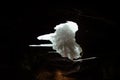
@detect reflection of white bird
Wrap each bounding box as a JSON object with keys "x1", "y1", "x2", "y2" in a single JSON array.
[{"x1": 37, "y1": 21, "x2": 83, "y2": 60}]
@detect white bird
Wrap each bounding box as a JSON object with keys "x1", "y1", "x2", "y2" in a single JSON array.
[{"x1": 37, "y1": 21, "x2": 83, "y2": 60}]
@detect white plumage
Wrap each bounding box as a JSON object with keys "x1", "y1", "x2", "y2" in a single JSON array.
[{"x1": 37, "y1": 21, "x2": 82, "y2": 60}]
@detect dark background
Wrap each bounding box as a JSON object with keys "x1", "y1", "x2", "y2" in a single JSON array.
[{"x1": 0, "y1": 4, "x2": 119, "y2": 80}]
